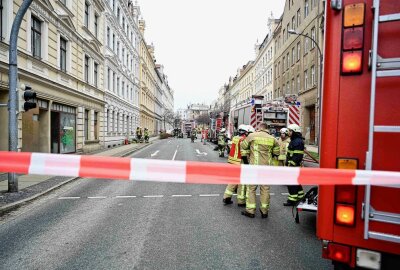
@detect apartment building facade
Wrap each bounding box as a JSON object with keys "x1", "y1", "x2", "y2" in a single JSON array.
[
  {"x1": 0, "y1": 0, "x2": 106, "y2": 154},
  {"x1": 103, "y1": 0, "x2": 140, "y2": 148},
  {"x1": 273, "y1": 0, "x2": 324, "y2": 143}
]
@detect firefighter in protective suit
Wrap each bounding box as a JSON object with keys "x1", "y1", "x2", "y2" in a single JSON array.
[
  {"x1": 283, "y1": 124, "x2": 305, "y2": 206},
  {"x1": 223, "y1": 125, "x2": 250, "y2": 206},
  {"x1": 273, "y1": 128, "x2": 291, "y2": 166},
  {"x1": 217, "y1": 128, "x2": 227, "y2": 157},
  {"x1": 240, "y1": 122, "x2": 280, "y2": 218}
]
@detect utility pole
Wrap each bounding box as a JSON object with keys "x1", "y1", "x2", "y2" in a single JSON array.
[{"x1": 8, "y1": 0, "x2": 34, "y2": 192}]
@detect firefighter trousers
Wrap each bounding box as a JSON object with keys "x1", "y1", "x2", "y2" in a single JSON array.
[
  {"x1": 287, "y1": 185, "x2": 305, "y2": 202},
  {"x1": 246, "y1": 185, "x2": 270, "y2": 215},
  {"x1": 223, "y1": 184, "x2": 246, "y2": 204}
]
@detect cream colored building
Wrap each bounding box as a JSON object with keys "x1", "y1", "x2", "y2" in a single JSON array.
[
  {"x1": 254, "y1": 16, "x2": 279, "y2": 101},
  {"x1": 0, "y1": 0, "x2": 106, "y2": 154},
  {"x1": 103, "y1": 0, "x2": 140, "y2": 148},
  {"x1": 238, "y1": 62, "x2": 255, "y2": 103},
  {"x1": 273, "y1": 0, "x2": 324, "y2": 144},
  {"x1": 138, "y1": 21, "x2": 157, "y2": 135}
]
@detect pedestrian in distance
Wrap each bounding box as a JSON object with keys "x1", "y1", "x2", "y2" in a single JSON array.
[
  {"x1": 223, "y1": 125, "x2": 250, "y2": 207},
  {"x1": 240, "y1": 122, "x2": 280, "y2": 218},
  {"x1": 283, "y1": 124, "x2": 305, "y2": 206}
]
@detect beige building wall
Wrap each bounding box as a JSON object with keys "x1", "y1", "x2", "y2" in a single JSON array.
[
  {"x1": 273, "y1": 0, "x2": 324, "y2": 144},
  {"x1": 0, "y1": 0, "x2": 106, "y2": 153},
  {"x1": 138, "y1": 19, "x2": 156, "y2": 135}
]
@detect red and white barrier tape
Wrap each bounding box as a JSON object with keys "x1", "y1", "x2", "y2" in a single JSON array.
[{"x1": 0, "y1": 151, "x2": 399, "y2": 185}]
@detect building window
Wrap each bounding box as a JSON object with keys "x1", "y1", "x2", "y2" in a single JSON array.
[
  {"x1": 292, "y1": 16, "x2": 296, "y2": 30},
  {"x1": 282, "y1": 57, "x2": 285, "y2": 71},
  {"x1": 113, "y1": 72, "x2": 116, "y2": 92},
  {"x1": 31, "y1": 16, "x2": 41, "y2": 58},
  {"x1": 122, "y1": 81, "x2": 125, "y2": 97},
  {"x1": 292, "y1": 47, "x2": 295, "y2": 65},
  {"x1": 283, "y1": 30, "x2": 285, "y2": 42},
  {"x1": 305, "y1": 0, "x2": 309, "y2": 18},
  {"x1": 112, "y1": 34, "x2": 115, "y2": 50},
  {"x1": 122, "y1": 17, "x2": 125, "y2": 30},
  {"x1": 94, "y1": 14, "x2": 98, "y2": 38},
  {"x1": 117, "y1": 41, "x2": 119, "y2": 57},
  {"x1": 94, "y1": 62, "x2": 98, "y2": 87},
  {"x1": 84, "y1": 2, "x2": 89, "y2": 28},
  {"x1": 311, "y1": 27, "x2": 316, "y2": 48},
  {"x1": 297, "y1": 9, "x2": 301, "y2": 27},
  {"x1": 117, "y1": 77, "x2": 120, "y2": 95},
  {"x1": 311, "y1": 65, "x2": 315, "y2": 85},
  {"x1": 0, "y1": 0, "x2": 4, "y2": 40},
  {"x1": 107, "y1": 68, "x2": 111, "y2": 89},
  {"x1": 84, "y1": 55, "x2": 89, "y2": 83},
  {"x1": 94, "y1": 112, "x2": 98, "y2": 140},
  {"x1": 107, "y1": 27, "x2": 110, "y2": 47},
  {"x1": 287, "y1": 52, "x2": 290, "y2": 69},
  {"x1": 60, "y1": 37, "x2": 67, "y2": 71},
  {"x1": 304, "y1": 69, "x2": 308, "y2": 90},
  {"x1": 287, "y1": 23, "x2": 290, "y2": 39},
  {"x1": 117, "y1": 7, "x2": 120, "y2": 22},
  {"x1": 297, "y1": 75, "x2": 300, "y2": 93},
  {"x1": 84, "y1": 109, "x2": 89, "y2": 140},
  {"x1": 304, "y1": 38, "x2": 309, "y2": 54},
  {"x1": 297, "y1": 42, "x2": 301, "y2": 61}
]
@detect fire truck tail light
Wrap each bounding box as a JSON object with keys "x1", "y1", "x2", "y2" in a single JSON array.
[
  {"x1": 342, "y1": 51, "x2": 363, "y2": 74},
  {"x1": 327, "y1": 243, "x2": 352, "y2": 263},
  {"x1": 343, "y1": 27, "x2": 364, "y2": 50},
  {"x1": 344, "y1": 3, "x2": 365, "y2": 27},
  {"x1": 336, "y1": 186, "x2": 357, "y2": 204},
  {"x1": 336, "y1": 204, "x2": 356, "y2": 226}
]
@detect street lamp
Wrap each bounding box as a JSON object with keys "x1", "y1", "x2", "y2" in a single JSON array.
[{"x1": 289, "y1": 29, "x2": 323, "y2": 151}]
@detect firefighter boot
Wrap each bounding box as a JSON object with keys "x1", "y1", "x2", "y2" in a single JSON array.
[
  {"x1": 283, "y1": 200, "x2": 297, "y2": 206},
  {"x1": 223, "y1": 197, "x2": 233, "y2": 205},
  {"x1": 260, "y1": 209, "x2": 269, "y2": 219},
  {"x1": 241, "y1": 211, "x2": 255, "y2": 218}
]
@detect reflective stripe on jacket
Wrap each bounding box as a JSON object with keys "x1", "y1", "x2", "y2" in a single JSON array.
[
  {"x1": 240, "y1": 129, "x2": 280, "y2": 166},
  {"x1": 278, "y1": 137, "x2": 290, "y2": 161},
  {"x1": 228, "y1": 135, "x2": 246, "y2": 165}
]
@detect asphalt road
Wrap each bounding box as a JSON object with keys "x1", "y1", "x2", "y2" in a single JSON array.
[{"x1": 0, "y1": 138, "x2": 331, "y2": 270}]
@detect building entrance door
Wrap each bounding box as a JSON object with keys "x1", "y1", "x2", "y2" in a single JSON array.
[{"x1": 51, "y1": 111, "x2": 60, "y2": 153}]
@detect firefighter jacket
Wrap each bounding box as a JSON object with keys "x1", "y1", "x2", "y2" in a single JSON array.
[
  {"x1": 136, "y1": 128, "x2": 142, "y2": 136},
  {"x1": 218, "y1": 133, "x2": 226, "y2": 146},
  {"x1": 240, "y1": 129, "x2": 280, "y2": 166},
  {"x1": 286, "y1": 134, "x2": 304, "y2": 167},
  {"x1": 228, "y1": 135, "x2": 247, "y2": 165},
  {"x1": 144, "y1": 130, "x2": 149, "y2": 137},
  {"x1": 278, "y1": 137, "x2": 291, "y2": 161}
]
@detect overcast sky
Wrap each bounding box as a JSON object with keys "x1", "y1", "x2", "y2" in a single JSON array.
[{"x1": 138, "y1": 0, "x2": 286, "y2": 110}]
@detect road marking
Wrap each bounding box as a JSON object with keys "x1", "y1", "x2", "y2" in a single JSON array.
[
  {"x1": 171, "y1": 195, "x2": 192, "y2": 197},
  {"x1": 88, "y1": 196, "x2": 107, "y2": 199},
  {"x1": 150, "y1": 150, "x2": 160, "y2": 157},
  {"x1": 199, "y1": 194, "x2": 220, "y2": 197},
  {"x1": 281, "y1": 193, "x2": 289, "y2": 195},
  {"x1": 195, "y1": 149, "x2": 208, "y2": 156},
  {"x1": 58, "y1": 197, "x2": 80, "y2": 200},
  {"x1": 115, "y1": 195, "x2": 137, "y2": 198},
  {"x1": 172, "y1": 149, "x2": 178, "y2": 160},
  {"x1": 143, "y1": 195, "x2": 164, "y2": 198}
]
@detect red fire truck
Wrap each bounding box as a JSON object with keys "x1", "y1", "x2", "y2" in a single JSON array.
[{"x1": 318, "y1": 0, "x2": 400, "y2": 269}]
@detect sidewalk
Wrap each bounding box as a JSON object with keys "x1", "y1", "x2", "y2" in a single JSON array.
[
  {"x1": 0, "y1": 137, "x2": 159, "y2": 213},
  {"x1": 305, "y1": 144, "x2": 318, "y2": 153}
]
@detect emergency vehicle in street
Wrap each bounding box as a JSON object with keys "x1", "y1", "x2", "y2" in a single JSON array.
[
  {"x1": 228, "y1": 95, "x2": 301, "y2": 137},
  {"x1": 317, "y1": 1, "x2": 400, "y2": 269}
]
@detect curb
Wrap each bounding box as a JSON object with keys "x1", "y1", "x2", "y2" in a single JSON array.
[{"x1": 0, "y1": 140, "x2": 157, "y2": 216}]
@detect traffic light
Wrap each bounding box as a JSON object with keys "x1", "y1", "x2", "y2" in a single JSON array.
[{"x1": 18, "y1": 84, "x2": 37, "y2": 112}]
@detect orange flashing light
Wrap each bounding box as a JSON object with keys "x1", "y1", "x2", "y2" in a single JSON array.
[
  {"x1": 344, "y1": 3, "x2": 365, "y2": 27},
  {"x1": 342, "y1": 51, "x2": 362, "y2": 74},
  {"x1": 336, "y1": 204, "x2": 355, "y2": 226}
]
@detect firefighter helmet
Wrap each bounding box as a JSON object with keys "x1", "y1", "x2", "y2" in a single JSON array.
[
  {"x1": 280, "y1": 128, "x2": 289, "y2": 135},
  {"x1": 238, "y1": 124, "x2": 247, "y2": 132},
  {"x1": 220, "y1": 128, "x2": 226, "y2": 133},
  {"x1": 246, "y1": 125, "x2": 255, "y2": 133},
  {"x1": 287, "y1": 124, "x2": 301, "y2": 133}
]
